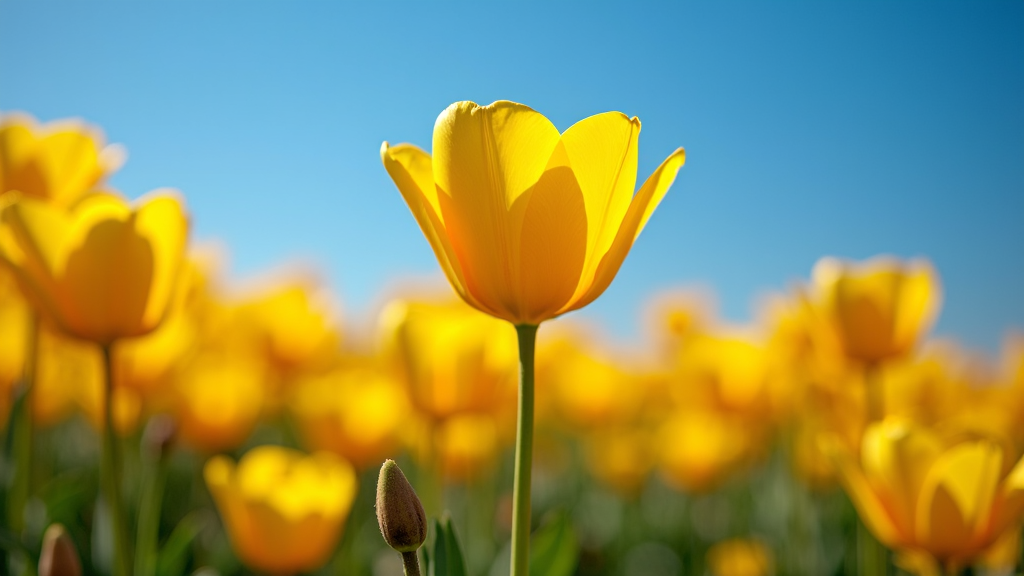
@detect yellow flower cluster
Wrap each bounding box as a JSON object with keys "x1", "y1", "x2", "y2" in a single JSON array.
[{"x1": 1, "y1": 106, "x2": 1022, "y2": 576}]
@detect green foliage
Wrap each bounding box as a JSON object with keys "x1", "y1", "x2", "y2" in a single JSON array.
[
  {"x1": 427, "y1": 514, "x2": 467, "y2": 576},
  {"x1": 529, "y1": 512, "x2": 578, "y2": 576}
]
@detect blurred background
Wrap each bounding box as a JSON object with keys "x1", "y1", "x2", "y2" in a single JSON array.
[
  {"x1": 1, "y1": 1, "x2": 1021, "y2": 352},
  {"x1": 1, "y1": 3, "x2": 1022, "y2": 576}
]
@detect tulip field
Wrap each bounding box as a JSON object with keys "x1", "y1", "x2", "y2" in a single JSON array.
[{"x1": 0, "y1": 104, "x2": 1022, "y2": 576}]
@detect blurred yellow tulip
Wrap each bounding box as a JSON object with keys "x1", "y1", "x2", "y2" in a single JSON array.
[
  {"x1": 829, "y1": 417, "x2": 1024, "y2": 569},
  {"x1": 0, "y1": 192, "x2": 189, "y2": 344},
  {"x1": 380, "y1": 297, "x2": 517, "y2": 423},
  {"x1": 382, "y1": 100, "x2": 685, "y2": 325},
  {"x1": 812, "y1": 256, "x2": 940, "y2": 364},
  {"x1": 706, "y1": 538, "x2": 774, "y2": 576},
  {"x1": 658, "y1": 408, "x2": 760, "y2": 493},
  {"x1": 0, "y1": 113, "x2": 124, "y2": 207},
  {"x1": 538, "y1": 336, "x2": 642, "y2": 430},
  {"x1": 291, "y1": 363, "x2": 410, "y2": 470},
  {"x1": 204, "y1": 445, "x2": 357, "y2": 576},
  {"x1": 236, "y1": 281, "x2": 340, "y2": 373},
  {"x1": 434, "y1": 413, "x2": 501, "y2": 481},
  {"x1": 172, "y1": 350, "x2": 265, "y2": 452},
  {"x1": 584, "y1": 426, "x2": 656, "y2": 497},
  {"x1": 0, "y1": 269, "x2": 29, "y2": 424}
]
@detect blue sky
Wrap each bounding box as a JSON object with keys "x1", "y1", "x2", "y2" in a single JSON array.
[{"x1": 1, "y1": 2, "x2": 1021, "y2": 354}]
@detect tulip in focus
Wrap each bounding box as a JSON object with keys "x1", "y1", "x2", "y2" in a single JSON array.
[
  {"x1": 829, "y1": 417, "x2": 1024, "y2": 572},
  {"x1": 0, "y1": 112, "x2": 124, "y2": 207},
  {"x1": 812, "y1": 256, "x2": 940, "y2": 364},
  {"x1": 0, "y1": 191, "x2": 189, "y2": 343},
  {"x1": 205, "y1": 445, "x2": 358, "y2": 575},
  {"x1": 381, "y1": 100, "x2": 685, "y2": 325}
]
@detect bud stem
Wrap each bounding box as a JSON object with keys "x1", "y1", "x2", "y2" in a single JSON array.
[
  {"x1": 510, "y1": 323, "x2": 538, "y2": 576},
  {"x1": 401, "y1": 550, "x2": 421, "y2": 576}
]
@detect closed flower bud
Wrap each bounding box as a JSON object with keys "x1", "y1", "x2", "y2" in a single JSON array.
[
  {"x1": 38, "y1": 524, "x2": 82, "y2": 576},
  {"x1": 376, "y1": 459, "x2": 427, "y2": 553}
]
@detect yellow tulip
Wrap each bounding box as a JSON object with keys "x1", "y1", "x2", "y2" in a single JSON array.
[
  {"x1": 829, "y1": 417, "x2": 1024, "y2": 569},
  {"x1": 0, "y1": 113, "x2": 124, "y2": 207},
  {"x1": 706, "y1": 539, "x2": 775, "y2": 576},
  {"x1": 658, "y1": 408, "x2": 760, "y2": 493},
  {"x1": 0, "y1": 192, "x2": 189, "y2": 344},
  {"x1": 811, "y1": 256, "x2": 940, "y2": 363},
  {"x1": 382, "y1": 100, "x2": 685, "y2": 325},
  {"x1": 584, "y1": 426, "x2": 656, "y2": 497},
  {"x1": 0, "y1": 268, "x2": 29, "y2": 424},
  {"x1": 172, "y1": 350, "x2": 265, "y2": 452},
  {"x1": 290, "y1": 363, "x2": 410, "y2": 470},
  {"x1": 236, "y1": 281, "x2": 340, "y2": 373},
  {"x1": 379, "y1": 297, "x2": 517, "y2": 422},
  {"x1": 204, "y1": 445, "x2": 357, "y2": 576},
  {"x1": 434, "y1": 412, "x2": 502, "y2": 481}
]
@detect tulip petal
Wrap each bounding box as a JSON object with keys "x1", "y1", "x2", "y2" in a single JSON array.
[
  {"x1": 0, "y1": 198, "x2": 77, "y2": 331},
  {"x1": 62, "y1": 217, "x2": 153, "y2": 342},
  {"x1": 132, "y1": 192, "x2": 189, "y2": 332},
  {"x1": 991, "y1": 453, "x2": 1024, "y2": 537},
  {"x1": 822, "y1": 435, "x2": 904, "y2": 546},
  {"x1": 915, "y1": 441, "x2": 1002, "y2": 558},
  {"x1": 432, "y1": 101, "x2": 561, "y2": 321},
  {"x1": 559, "y1": 112, "x2": 640, "y2": 302},
  {"x1": 380, "y1": 142, "x2": 492, "y2": 315},
  {"x1": 861, "y1": 419, "x2": 943, "y2": 540},
  {"x1": 564, "y1": 147, "x2": 685, "y2": 314},
  {"x1": 894, "y1": 262, "x2": 941, "y2": 351},
  {"x1": 517, "y1": 145, "x2": 588, "y2": 323}
]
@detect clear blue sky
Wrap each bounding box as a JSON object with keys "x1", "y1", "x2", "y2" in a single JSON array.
[{"x1": 1, "y1": 2, "x2": 1021, "y2": 353}]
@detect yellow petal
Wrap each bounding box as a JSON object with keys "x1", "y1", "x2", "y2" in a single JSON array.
[
  {"x1": 915, "y1": 441, "x2": 1002, "y2": 558},
  {"x1": 132, "y1": 191, "x2": 189, "y2": 331},
  {"x1": 894, "y1": 262, "x2": 941, "y2": 352},
  {"x1": 380, "y1": 142, "x2": 491, "y2": 315},
  {"x1": 821, "y1": 435, "x2": 904, "y2": 546},
  {"x1": 431, "y1": 101, "x2": 561, "y2": 321},
  {"x1": 516, "y1": 144, "x2": 588, "y2": 323},
  {"x1": 565, "y1": 147, "x2": 685, "y2": 313},
  {"x1": 861, "y1": 419, "x2": 943, "y2": 539},
  {"x1": 991, "y1": 453, "x2": 1024, "y2": 538},
  {"x1": 558, "y1": 112, "x2": 640, "y2": 302}
]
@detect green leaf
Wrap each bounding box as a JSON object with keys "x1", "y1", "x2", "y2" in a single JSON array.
[
  {"x1": 156, "y1": 511, "x2": 209, "y2": 576},
  {"x1": 529, "y1": 512, "x2": 578, "y2": 576},
  {"x1": 430, "y1": 514, "x2": 467, "y2": 576}
]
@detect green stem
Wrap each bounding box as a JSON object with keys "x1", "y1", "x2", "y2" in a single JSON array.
[
  {"x1": 857, "y1": 516, "x2": 888, "y2": 576},
  {"x1": 134, "y1": 440, "x2": 168, "y2": 576},
  {"x1": 401, "y1": 550, "x2": 421, "y2": 576},
  {"x1": 510, "y1": 324, "x2": 538, "y2": 576},
  {"x1": 6, "y1": 314, "x2": 38, "y2": 538},
  {"x1": 101, "y1": 344, "x2": 131, "y2": 576}
]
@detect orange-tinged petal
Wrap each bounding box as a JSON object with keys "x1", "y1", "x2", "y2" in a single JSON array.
[
  {"x1": 566, "y1": 147, "x2": 685, "y2": 313},
  {"x1": 380, "y1": 142, "x2": 489, "y2": 314},
  {"x1": 559, "y1": 112, "x2": 640, "y2": 303},
  {"x1": 432, "y1": 101, "x2": 561, "y2": 321}
]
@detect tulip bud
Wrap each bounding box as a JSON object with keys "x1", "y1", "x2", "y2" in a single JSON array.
[
  {"x1": 376, "y1": 459, "x2": 427, "y2": 553},
  {"x1": 38, "y1": 524, "x2": 82, "y2": 576}
]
